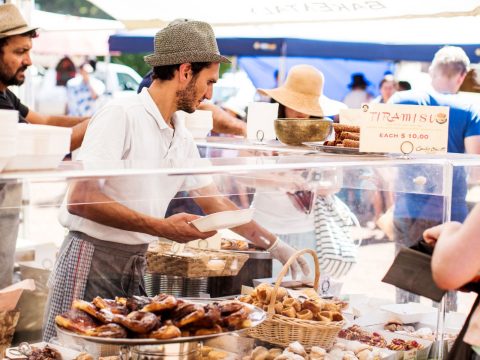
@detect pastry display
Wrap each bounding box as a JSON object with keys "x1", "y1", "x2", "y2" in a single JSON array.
[
  {"x1": 56, "y1": 295, "x2": 255, "y2": 340},
  {"x1": 221, "y1": 238, "x2": 250, "y2": 251},
  {"x1": 383, "y1": 320, "x2": 413, "y2": 332},
  {"x1": 338, "y1": 325, "x2": 387, "y2": 348},
  {"x1": 383, "y1": 320, "x2": 457, "y2": 343},
  {"x1": 324, "y1": 124, "x2": 360, "y2": 148},
  {"x1": 387, "y1": 338, "x2": 423, "y2": 351},
  {"x1": 239, "y1": 283, "x2": 344, "y2": 323},
  {"x1": 244, "y1": 341, "x2": 384, "y2": 360},
  {"x1": 27, "y1": 346, "x2": 62, "y2": 360},
  {"x1": 339, "y1": 325, "x2": 426, "y2": 351}
]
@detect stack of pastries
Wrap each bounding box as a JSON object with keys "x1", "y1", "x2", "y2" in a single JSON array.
[
  {"x1": 56, "y1": 294, "x2": 253, "y2": 340},
  {"x1": 238, "y1": 283, "x2": 344, "y2": 323},
  {"x1": 324, "y1": 124, "x2": 360, "y2": 148}
]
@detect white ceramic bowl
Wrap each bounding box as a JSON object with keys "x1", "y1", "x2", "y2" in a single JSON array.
[
  {"x1": 5, "y1": 124, "x2": 72, "y2": 171},
  {"x1": 191, "y1": 208, "x2": 255, "y2": 232},
  {"x1": 184, "y1": 110, "x2": 213, "y2": 139},
  {"x1": 0, "y1": 109, "x2": 19, "y2": 137},
  {"x1": 0, "y1": 136, "x2": 17, "y2": 172},
  {"x1": 187, "y1": 126, "x2": 213, "y2": 139}
]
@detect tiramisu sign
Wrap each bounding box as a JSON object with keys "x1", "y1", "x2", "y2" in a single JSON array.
[{"x1": 359, "y1": 103, "x2": 449, "y2": 155}]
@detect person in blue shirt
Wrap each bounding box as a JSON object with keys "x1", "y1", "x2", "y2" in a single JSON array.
[{"x1": 390, "y1": 46, "x2": 480, "y2": 309}]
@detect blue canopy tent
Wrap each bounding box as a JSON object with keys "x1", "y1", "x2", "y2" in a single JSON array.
[{"x1": 108, "y1": 32, "x2": 480, "y2": 100}]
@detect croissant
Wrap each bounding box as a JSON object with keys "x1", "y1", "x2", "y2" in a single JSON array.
[
  {"x1": 296, "y1": 309, "x2": 313, "y2": 320},
  {"x1": 141, "y1": 294, "x2": 177, "y2": 313},
  {"x1": 149, "y1": 321, "x2": 181, "y2": 340},
  {"x1": 281, "y1": 306, "x2": 296, "y2": 318},
  {"x1": 282, "y1": 298, "x2": 301, "y2": 312}
]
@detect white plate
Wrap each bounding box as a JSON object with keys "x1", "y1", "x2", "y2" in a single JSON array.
[
  {"x1": 191, "y1": 208, "x2": 254, "y2": 232},
  {"x1": 380, "y1": 302, "x2": 437, "y2": 324}
]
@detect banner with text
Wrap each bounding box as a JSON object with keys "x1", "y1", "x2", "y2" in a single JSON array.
[{"x1": 359, "y1": 103, "x2": 449, "y2": 154}]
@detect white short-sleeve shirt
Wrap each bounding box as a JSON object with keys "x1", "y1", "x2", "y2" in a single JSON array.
[{"x1": 59, "y1": 88, "x2": 211, "y2": 244}]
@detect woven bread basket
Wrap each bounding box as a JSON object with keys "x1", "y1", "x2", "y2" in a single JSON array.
[
  {"x1": 247, "y1": 249, "x2": 345, "y2": 350},
  {"x1": 146, "y1": 243, "x2": 249, "y2": 278},
  {"x1": 0, "y1": 311, "x2": 20, "y2": 357}
]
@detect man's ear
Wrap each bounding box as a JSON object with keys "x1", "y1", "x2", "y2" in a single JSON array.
[{"x1": 178, "y1": 63, "x2": 192, "y2": 83}]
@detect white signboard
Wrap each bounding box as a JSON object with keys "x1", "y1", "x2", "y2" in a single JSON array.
[
  {"x1": 359, "y1": 103, "x2": 449, "y2": 154},
  {"x1": 247, "y1": 102, "x2": 279, "y2": 142}
]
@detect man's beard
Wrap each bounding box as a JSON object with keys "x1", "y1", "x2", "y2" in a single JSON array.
[
  {"x1": 176, "y1": 78, "x2": 199, "y2": 114},
  {"x1": 0, "y1": 65, "x2": 28, "y2": 86}
]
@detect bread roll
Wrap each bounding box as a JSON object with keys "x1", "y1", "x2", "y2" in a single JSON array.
[{"x1": 296, "y1": 309, "x2": 313, "y2": 320}]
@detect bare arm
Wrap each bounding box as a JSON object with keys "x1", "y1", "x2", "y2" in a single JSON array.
[
  {"x1": 67, "y1": 180, "x2": 216, "y2": 242},
  {"x1": 465, "y1": 135, "x2": 480, "y2": 154},
  {"x1": 25, "y1": 110, "x2": 90, "y2": 151},
  {"x1": 425, "y1": 203, "x2": 480, "y2": 289},
  {"x1": 26, "y1": 110, "x2": 88, "y2": 127},
  {"x1": 198, "y1": 103, "x2": 246, "y2": 136},
  {"x1": 190, "y1": 183, "x2": 276, "y2": 249}
]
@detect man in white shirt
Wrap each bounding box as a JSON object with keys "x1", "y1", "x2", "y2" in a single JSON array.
[{"x1": 43, "y1": 19, "x2": 308, "y2": 341}]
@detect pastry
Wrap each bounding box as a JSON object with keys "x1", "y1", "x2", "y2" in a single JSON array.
[
  {"x1": 251, "y1": 346, "x2": 269, "y2": 360},
  {"x1": 333, "y1": 124, "x2": 360, "y2": 135},
  {"x1": 309, "y1": 346, "x2": 326, "y2": 359},
  {"x1": 343, "y1": 139, "x2": 360, "y2": 148},
  {"x1": 281, "y1": 306, "x2": 296, "y2": 318},
  {"x1": 282, "y1": 298, "x2": 301, "y2": 312},
  {"x1": 268, "y1": 348, "x2": 283, "y2": 358},
  {"x1": 207, "y1": 350, "x2": 229, "y2": 359},
  {"x1": 296, "y1": 309, "x2": 313, "y2": 320},
  {"x1": 287, "y1": 341, "x2": 307, "y2": 357}
]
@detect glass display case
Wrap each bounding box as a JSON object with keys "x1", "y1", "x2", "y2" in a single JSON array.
[{"x1": 1, "y1": 150, "x2": 478, "y2": 359}]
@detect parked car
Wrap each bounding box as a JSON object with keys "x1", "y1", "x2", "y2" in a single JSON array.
[
  {"x1": 35, "y1": 61, "x2": 142, "y2": 115},
  {"x1": 92, "y1": 61, "x2": 142, "y2": 98}
]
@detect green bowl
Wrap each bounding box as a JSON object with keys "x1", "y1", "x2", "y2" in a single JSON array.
[{"x1": 274, "y1": 118, "x2": 333, "y2": 146}]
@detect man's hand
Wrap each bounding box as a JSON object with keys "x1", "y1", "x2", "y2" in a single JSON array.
[
  {"x1": 423, "y1": 222, "x2": 462, "y2": 246},
  {"x1": 160, "y1": 213, "x2": 217, "y2": 243},
  {"x1": 268, "y1": 238, "x2": 310, "y2": 279}
]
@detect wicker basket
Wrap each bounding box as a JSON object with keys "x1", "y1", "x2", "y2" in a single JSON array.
[
  {"x1": 247, "y1": 249, "x2": 345, "y2": 350},
  {"x1": 146, "y1": 243, "x2": 249, "y2": 278},
  {"x1": 0, "y1": 311, "x2": 20, "y2": 357}
]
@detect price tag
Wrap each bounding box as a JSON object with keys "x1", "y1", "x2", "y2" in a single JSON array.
[
  {"x1": 359, "y1": 103, "x2": 449, "y2": 155},
  {"x1": 403, "y1": 348, "x2": 418, "y2": 360}
]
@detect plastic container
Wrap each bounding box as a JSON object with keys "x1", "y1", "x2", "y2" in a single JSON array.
[
  {"x1": 380, "y1": 303, "x2": 437, "y2": 324},
  {"x1": 5, "y1": 124, "x2": 71, "y2": 171}
]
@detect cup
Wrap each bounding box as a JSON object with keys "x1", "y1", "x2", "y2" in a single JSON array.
[
  {"x1": 247, "y1": 102, "x2": 279, "y2": 142},
  {"x1": 184, "y1": 109, "x2": 213, "y2": 139},
  {"x1": 0, "y1": 110, "x2": 19, "y2": 137}
]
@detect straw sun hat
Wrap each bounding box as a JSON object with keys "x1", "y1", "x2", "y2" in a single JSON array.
[
  {"x1": 0, "y1": 4, "x2": 38, "y2": 38},
  {"x1": 144, "y1": 19, "x2": 230, "y2": 67},
  {"x1": 258, "y1": 65, "x2": 344, "y2": 118}
]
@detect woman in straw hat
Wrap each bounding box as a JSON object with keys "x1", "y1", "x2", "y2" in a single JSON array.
[
  {"x1": 258, "y1": 64, "x2": 346, "y2": 120},
  {"x1": 252, "y1": 65, "x2": 349, "y2": 281}
]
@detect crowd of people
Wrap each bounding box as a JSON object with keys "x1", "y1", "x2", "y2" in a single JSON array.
[{"x1": 1, "y1": 3, "x2": 480, "y2": 358}]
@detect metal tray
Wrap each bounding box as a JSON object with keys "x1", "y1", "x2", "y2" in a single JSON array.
[
  {"x1": 302, "y1": 142, "x2": 387, "y2": 156},
  {"x1": 55, "y1": 303, "x2": 265, "y2": 346}
]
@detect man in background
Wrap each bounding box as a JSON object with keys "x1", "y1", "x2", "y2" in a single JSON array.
[
  {"x1": 66, "y1": 62, "x2": 105, "y2": 117},
  {"x1": 0, "y1": 3, "x2": 90, "y2": 290}
]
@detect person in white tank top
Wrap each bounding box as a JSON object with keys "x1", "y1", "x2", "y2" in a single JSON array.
[{"x1": 253, "y1": 65, "x2": 345, "y2": 277}]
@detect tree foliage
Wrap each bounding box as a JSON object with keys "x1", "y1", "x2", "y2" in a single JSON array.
[{"x1": 35, "y1": 0, "x2": 113, "y2": 19}]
